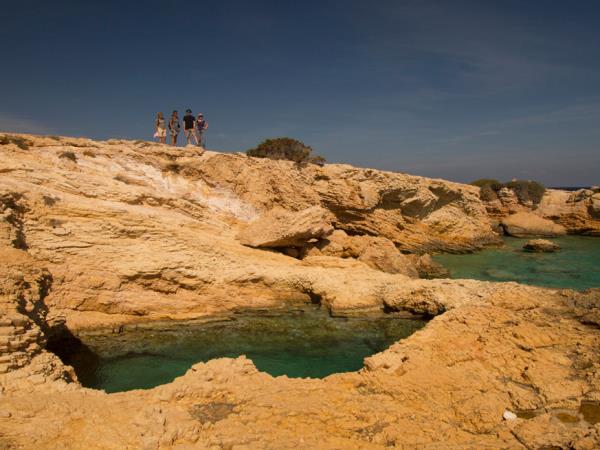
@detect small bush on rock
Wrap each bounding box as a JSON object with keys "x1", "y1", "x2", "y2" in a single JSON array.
[
  {"x1": 59, "y1": 151, "x2": 77, "y2": 162},
  {"x1": 505, "y1": 180, "x2": 546, "y2": 205},
  {"x1": 246, "y1": 138, "x2": 326, "y2": 165},
  {"x1": 470, "y1": 178, "x2": 501, "y2": 188},
  {"x1": 471, "y1": 178, "x2": 546, "y2": 205},
  {"x1": 479, "y1": 184, "x2": 499, "y2": 202},
  {"x1": 0, "y1": 134, "x2": 31, "y2": 150}
]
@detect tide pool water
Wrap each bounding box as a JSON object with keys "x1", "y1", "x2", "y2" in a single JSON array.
[
  {"x1": 66, "y1": 309, "x2": 425, "y2": 393},
  {"x1": 434, "y1": 236, "x2": 600, "y2": 290}
]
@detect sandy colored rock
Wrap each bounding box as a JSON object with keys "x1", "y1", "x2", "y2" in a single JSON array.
[
  {"x1": 501, "y1": 211, "x2": 567, "y2": 237},
  {"x1": 411, "y1": 253, "x2": 451, "y2": 278},
  {"x1": 236, "y1": 206, "x2": 334, "y2": 247},
  {"x1": 485, "y1": 187, "x2": 600, "y2": 236},
  {"x1": 1, "y1": 133, "x2": 599, "y2": 449},
  {"x1": 523, "y1": 239, "x2": 560, "y2": 252},
  {"x1": 304, "y1": 229, "x2": 419, "y2": 277}
]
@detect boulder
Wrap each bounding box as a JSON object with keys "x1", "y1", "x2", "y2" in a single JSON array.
[
  {"x1": 501, "y1": 212, "x2": 567, "y2": 238},
  {"x1": 237, "y1": 206, "x2": 334, "y2": 248},
  {"x1": 523, "y1": 239, "x2": 560, "y2": 253},
  {"x1": 303, "y1": 229, "x2": 419, "y2": 277},
  {"x1": 412, "y1": 254, "x2": 451, "y2": 279}
]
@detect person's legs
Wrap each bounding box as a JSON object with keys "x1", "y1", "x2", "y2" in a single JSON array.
[
  {"x1": 185, "y1": 129, "x2": 196, "y2": 145},
  {"x1": 197, "y1": 131, "x2": 203, "y2": 147}
]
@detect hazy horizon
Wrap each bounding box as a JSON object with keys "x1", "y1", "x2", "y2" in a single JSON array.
[{"x1": 2, "y1": 0, "x2": 599, "y2": 186}]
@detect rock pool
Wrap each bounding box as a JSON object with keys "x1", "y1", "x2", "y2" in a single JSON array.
[
  {"x1": 57, "y1": 307, "x2": 426, "y2": 393},
  {"x1": 434, "y1": 236, "x2": 600, "y2": 289}
]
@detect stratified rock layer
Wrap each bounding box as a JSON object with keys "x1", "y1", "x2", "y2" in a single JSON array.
[
  {"x1": 485, "y1": 187, "x2": 600, "y2": 236},
  {"x1": 501, "y1": 211, "x2": 567, "y2": 237},
  {"x1": 236, "y1": 206, "x2": 334, "y2": 247},
  {"x1": 1, "y1": 133, "x2": 599, "y2": 449}
]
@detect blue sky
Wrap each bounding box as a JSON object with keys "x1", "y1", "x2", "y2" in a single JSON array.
[{"x1": 2, "y1": 0, "x2": 599, "y2": 185}]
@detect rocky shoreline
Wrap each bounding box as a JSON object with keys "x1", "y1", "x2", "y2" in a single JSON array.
[{"x1": 1, "y1": 133, "x2": 600, "y2": 448}]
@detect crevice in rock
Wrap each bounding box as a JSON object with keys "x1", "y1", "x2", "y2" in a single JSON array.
[
  {"x1": 46, "y1": 324, "x2": 99, "y2": 385},
  {"x1": 0, "y1": 191, "x2": 28, "y2": 249}
]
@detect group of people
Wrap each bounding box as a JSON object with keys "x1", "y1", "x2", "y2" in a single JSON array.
[{"x1": 154, "y1": 109, "x2": 208, "y2": 147}]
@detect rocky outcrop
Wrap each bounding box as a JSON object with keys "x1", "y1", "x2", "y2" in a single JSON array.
[
  {"x1": 0, "y1": 247, "x2": 76, "y2": 389},
  {"x1": 1, "y1": 133, "x2": 600, "y2": 449},
  {"x1": 523, "y1": 239, "x2": 560, "y2": 253},
  {"x1": 303, "y1": 229, "x2": 419, "y2": 277},
  {"x1": 536, "y1": 188, "x2": 600, "y2": 236},
  {"x1": 2, "y1": 268, "x2": 600, "y2": 448},
  {"x1": 501, "y1": 212, "x2": 567, "y2": 237},
  {"x1": 237, "y1": 206, "x2": 334, "y2": 248},
  {"x1": 410, "y1": 253, "x2": 451, "y2": 278},
  {"x1": 0, "y1": 133, "x2": 502, "y2": 329},
  {"x1": 484, "y1": 187, "x2": 600, "y2": 236}
]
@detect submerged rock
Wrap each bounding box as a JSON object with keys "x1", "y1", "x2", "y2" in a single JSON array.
[
  {"x1": 501, "y1": 212, "x2": 567, "y2": 237},
  {"x1": 523, "y1": 239, "x2": 560, "y2": 253}
]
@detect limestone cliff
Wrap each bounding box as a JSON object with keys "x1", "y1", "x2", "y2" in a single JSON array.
[
  {"x1": 0, "y1": 133, "x2": 498, "y2": 329},
  {"x1": 1, "y1": 133, "x2": 600, "y2": 449},
  {"x1": 485, "y1": 186, "x2": 600, "y2": 236}
]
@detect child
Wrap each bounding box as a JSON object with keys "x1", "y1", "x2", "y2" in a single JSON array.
[
  {"x1": 154, "y1": 112, "x2": 166, "y2": 144},
  {"x1": 196, "y1": 113, "x2": 208, "y2": 148},
  {"x1": 168, "y1": 111, "x2": 180, "y2": 146}
]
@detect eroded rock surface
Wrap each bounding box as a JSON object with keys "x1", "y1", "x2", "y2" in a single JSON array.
[
  {"x1": 501, "y1": 211, "x2": 567, "y2": 237},
  {"x1": 523, "y1": 239, "x2": 560, "y2": 253},
  {"x1": 236, "y1": 206, "x2": 334, "y2": 248},
  {"x1": 484, "y1": 187, "x2": 600, "y2": 236},
  {"x1": 1, "y1": 133, "x2": 599, "y2": 449},
  {"x1": 303, "y1": 229, "x2": 419, "y2": 277}
]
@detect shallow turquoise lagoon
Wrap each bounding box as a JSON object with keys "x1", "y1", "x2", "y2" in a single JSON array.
[
  {"x1": 433, "y1": 236, "x2": 600, "y2": 290},
  {"x1": 66, "y1": 309, "x2": 425, "y2": 393}
]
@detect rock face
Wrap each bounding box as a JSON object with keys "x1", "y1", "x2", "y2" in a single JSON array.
[
  {"x1": 501, "y1": 212, "x2": 567, "y2": 237},
  {"x1": 0, "y1": 248, "x2": 76, "y2": 388},
  {"x1": 523, "y1": 239, "x2": 560, "y2": 253},
  {"x1": 484, "y1": 187, "x2": 600, "y2": 236},
  {"x1": 236, "y1": 206, "x2": 334, "y2": 248},
  {"x1": 303, "y1": 229, "x2": 419, "y2": 277},
  {"x1": 411, "y1": 253, "x2": 451, "y2": 279},
  {"x1": 535, "y1": 188, "x2": 600, "y2": 236},
  {"x1": 1, "y1": 133, "x2": 600, "y2": 449}
]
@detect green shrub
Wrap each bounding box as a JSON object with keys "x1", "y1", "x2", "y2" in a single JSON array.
[
  {"x1": 0, "y1": 134, "x2": 31, "y2": 150},
  {"x1": 504, "y1": 180, "x2": 546, "y2": 205},
  {"x1": 471, "y1": 178, "x2": 546, "y2": 205},
  {"x1": 472, "y1": 177, "x2": 546, "y2": 205},
  {"x1": 59, "y1": 151, "x2": 77, "y2": 162},
  {"x1": 479, "y1": 184, "x2": 499, "y2": 202},
  {"x1": 308, "y1": 155, "x2": 327, "y2": 166},
  {"x1": 470, "y1": 178, "x2": 501, "y2": 188},
  {"x1": 471, "y1": 179, "x2": 501, "y2": 201},
  {"x1": 246, "y1": 138, "x2": 326, "y2": 165}
]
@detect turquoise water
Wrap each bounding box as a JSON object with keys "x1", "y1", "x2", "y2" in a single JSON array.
[
  {"x1": 64, "y1": 308, "x2": 425, "y2": 393},
  {"x1": 434, "y1": 236, "x2": 600, "y2": 290}
]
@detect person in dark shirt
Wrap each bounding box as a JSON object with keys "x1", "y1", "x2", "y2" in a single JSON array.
[{"x1": 183, "y1": 109, "x2": 198, "y2": 146}]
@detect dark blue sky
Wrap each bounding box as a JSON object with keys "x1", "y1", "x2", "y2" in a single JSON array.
[{"x1": 2, "y1": 0, "x2": 600, "y2": 185}]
